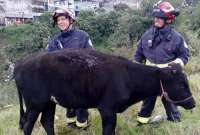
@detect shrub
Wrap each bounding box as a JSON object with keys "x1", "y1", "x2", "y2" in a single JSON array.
[{"x1": 3, "y1": 23, "x2": 51, "y2": 62}]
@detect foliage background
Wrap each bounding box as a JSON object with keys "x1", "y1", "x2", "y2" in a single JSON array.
[{"x1": 0, "y1": 1, "x2": 200, "y2": 135}]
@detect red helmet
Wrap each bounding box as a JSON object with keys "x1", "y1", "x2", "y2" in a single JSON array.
[
  {"x1": 52, "y1": 8, "x2": 75, "y2": 25},
  {"x1": 152, "y1": 1, "x2": 180, "y2": 22}
]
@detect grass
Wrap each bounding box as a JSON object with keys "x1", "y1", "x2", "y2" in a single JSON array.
[
  {"x1": 0, "y1": 102, "x2": 200, "y2": 135},
  {"x1": 0, "y1": 63, "x2": 199, "y2": 135},
  {"x1": 0, "y1": 81, "x2": 18, "y2": 107}
]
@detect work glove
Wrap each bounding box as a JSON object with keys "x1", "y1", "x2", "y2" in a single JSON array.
[
  {"x1": 168, "y1": 58, "x2": 184, "y2": 67},
  {"x1": 168, "y1": 58, "x2": 184, "y2": 73}
]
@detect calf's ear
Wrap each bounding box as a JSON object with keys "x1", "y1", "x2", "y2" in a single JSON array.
[
  {"x1": 156, "y1": 64, "x2": 183, "y2": 81},
  {"x1": 156, "y1": 67, "x2": 173, "y2": 81}
]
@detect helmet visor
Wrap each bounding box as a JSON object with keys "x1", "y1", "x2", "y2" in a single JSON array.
[{"x1": 152, "y1": 8, "x2": 168, "y2": 19}]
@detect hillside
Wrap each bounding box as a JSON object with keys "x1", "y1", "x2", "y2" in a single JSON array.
[
  {"x1": 0, "y1": 33, "x2": 9, "y2": 81},
  {"x1": 0, "y1": 1, "x2": 200, "y2": 134}
]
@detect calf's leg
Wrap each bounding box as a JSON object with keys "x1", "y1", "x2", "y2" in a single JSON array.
[
  {"x1": 99, "y1": 109, "x2": 117, "y2": 135},
  {"x1": 23, "y1": 109, "x2": 40, "y2": 135},
  {"x1": 19, "y1": 111, "x2": 27, "y2": 130},
  {"x1": 40, "y1": 102, "x2": 56, "y2": 135}
]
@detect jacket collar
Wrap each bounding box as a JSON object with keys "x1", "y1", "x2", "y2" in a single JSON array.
[
  {"x1": 60, "y1": 27, "x2": 75, "y2": 38},
  {"x1": 155, "y1": 25, "x2": 172, "y2": 35}
]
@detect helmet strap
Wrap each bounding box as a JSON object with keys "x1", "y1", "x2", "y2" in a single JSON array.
[
  {"x1": 67, "y1": 18, "x2": 75, "y2": 30},
  {"x1": 165, "y1": 18, "x2": 173, "y2": 24},
  {"x1": 62, "y1": 24, "x2": 72, "y2": 32}
]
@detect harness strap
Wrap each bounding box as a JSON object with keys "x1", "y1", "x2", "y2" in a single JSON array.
[{"x1": 160, "y1": 80, "x2": 192, "y2": 104}]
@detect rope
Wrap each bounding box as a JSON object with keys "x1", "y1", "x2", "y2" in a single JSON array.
[{"x1": 160, "y1": 80, "x2": 192, "y2": 104}]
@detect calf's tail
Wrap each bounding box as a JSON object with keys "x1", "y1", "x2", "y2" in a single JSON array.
[{"x1": 18, "y1": 89, "x2": 25, "y2": 130}]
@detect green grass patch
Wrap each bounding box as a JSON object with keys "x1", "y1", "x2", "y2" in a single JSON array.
[
  {"x1": 0, "y1": 101, "x2": 199, "y2": 135},
  {"x1": 0, "y1": 81, "x2": 18, "y2": 107}
]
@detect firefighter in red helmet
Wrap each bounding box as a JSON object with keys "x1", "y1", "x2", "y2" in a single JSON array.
[{"x1": 134, "y1": 1, "x2": 189, "y2": 124}]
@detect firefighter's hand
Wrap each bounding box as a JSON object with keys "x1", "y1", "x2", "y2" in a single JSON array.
[
  {"x1": 168, "y1": 62, "x2": 182, "y2": 74},
  {"x1": 168, "y1": 58, "x2": 184, "y2": 67}
]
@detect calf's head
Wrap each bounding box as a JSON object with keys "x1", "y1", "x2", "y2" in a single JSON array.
[{"x1": 158, "y1": 64, "x2": 195, "y2": 110}]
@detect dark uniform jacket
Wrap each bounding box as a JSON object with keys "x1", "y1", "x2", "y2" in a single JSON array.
[
  {"x1": 134, "y1": 25, "x2": 189, "y2": 65},
  {"x1": 47, "y1": 28, "x2": 93, "y2": 51}
]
